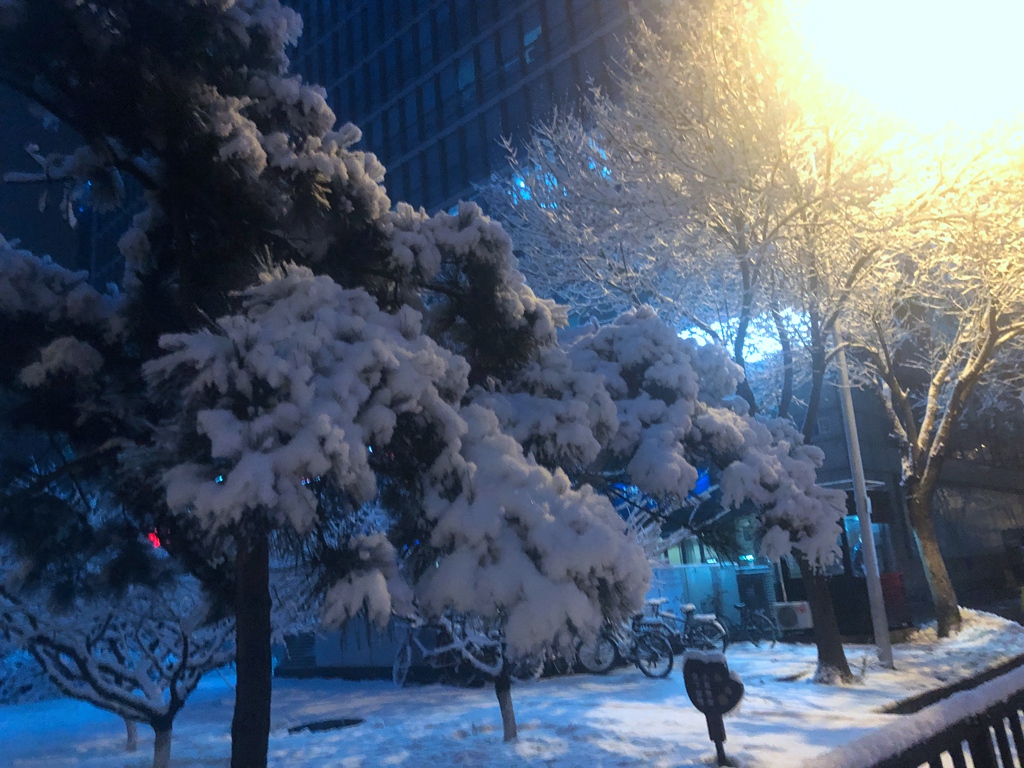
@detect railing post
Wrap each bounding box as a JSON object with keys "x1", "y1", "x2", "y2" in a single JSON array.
[
  {"x1": 1008, "y1": 708, "x2": 1024, "y2": 762},
  {"x1": 993, "y1": 715, "x2": 1014, "y2": 766},
  {"x1": 967, "y1": 727, "x2": 999, "y2": 768}
]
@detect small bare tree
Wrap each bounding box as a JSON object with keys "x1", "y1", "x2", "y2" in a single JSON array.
[{"x1": 1, "y1": 579, "x2": 234, "y2": 768}]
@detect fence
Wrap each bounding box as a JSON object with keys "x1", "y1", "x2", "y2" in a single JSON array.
[{"x1": 811, "y1": 663, "x2": 1024, "y2": 768}]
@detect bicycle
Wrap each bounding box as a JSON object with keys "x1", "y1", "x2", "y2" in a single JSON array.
[
  {"x1": 643, "y1": 598, "x2": 729, "y2": 653},
  {"x1": 392, "y1": 614, "x2": 502, "y2": 688},
  {"x1": 505, "y1": 645, "x2": 575, "y2": 682},
  {"x1": 577, "y1": 615, "x2": 675, "y2": 678},
  {"x1": 717, "y1": 602, "x2": 781, "y2": 648}
]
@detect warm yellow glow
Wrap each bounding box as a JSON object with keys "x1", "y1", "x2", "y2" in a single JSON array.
[{"x1": 789, "y1": 0, "x2": 1024, "y2": 132}]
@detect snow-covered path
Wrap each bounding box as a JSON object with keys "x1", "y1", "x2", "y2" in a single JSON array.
[{"x1": 3, "y1": 610, "x2": 1023, "y2": 767}]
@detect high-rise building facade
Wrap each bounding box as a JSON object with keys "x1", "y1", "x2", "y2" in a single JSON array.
[{"x1": 285, "y1": 0, "x2": 638, "y2": 212}]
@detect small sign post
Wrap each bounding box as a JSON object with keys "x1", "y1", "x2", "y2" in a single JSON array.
[{"x1": 682, "y1": 652, "x2": 744, "y2": 767}]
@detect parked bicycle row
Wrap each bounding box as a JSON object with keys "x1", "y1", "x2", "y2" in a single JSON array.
[{"x1": 392, "y1": 599, "x2": 781, "y2": 688}]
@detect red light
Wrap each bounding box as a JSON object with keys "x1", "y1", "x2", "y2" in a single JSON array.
[{"x1": 148, "y1": 531, "x2": 161, "y2": 549}]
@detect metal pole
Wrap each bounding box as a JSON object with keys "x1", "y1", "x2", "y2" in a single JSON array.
[{"x1": 835, "y1": 326, "x2": 895, "y2": 669}]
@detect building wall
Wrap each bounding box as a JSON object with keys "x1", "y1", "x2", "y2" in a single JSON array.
[
  {"x1": 812, "y1": 379, "x2": 1024, "y2": 617},
  {"x1": 285, "y1": 0, "x2": 638, "y2": 212},
  {"x1": 931, "y1": 484, "x2": 1024, "y2": 599}
]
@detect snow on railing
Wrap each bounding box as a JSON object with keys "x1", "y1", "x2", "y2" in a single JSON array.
[{"x1": 806, "y1": 663, "x2": 1024, "y2": 768}]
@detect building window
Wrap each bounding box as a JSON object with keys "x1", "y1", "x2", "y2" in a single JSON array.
[
  {"x1": 484, "y1": 106, "x2": 504, "y2": 163},
  {"x1": 418, "y1": 17, "x2": 434, "y2": 68},
  {"x1": 424, "y1": 143, "x2": 444, "y2": 205},
  {"x1": 478, "y1": 35, "x2": 497, "y2": 76},
  {"x1": 522, "y1": 4, "x2": 543, "y2": 66},
  {"x1": 454, "y1": 0, "x2": 475, "y2": 47},
  {"x1": 457, "y1": 53, "x2": 476, "y2": 112},
  {"x1": 384, "y1": 47, "x2": 399, "y2": 96},
  {"x1": 316, "y1": 0, "x2": 326, "y2": 40},
  {"x1": 399, "y1": 29, "x2": 416, "y2": 84},
  {"x1": 385, "y1": 104, "x2": 403, "y2": 156},
  {"x1": 524, "y1": 24, "x2": 543, "y2": 65},
  {"x1": 403, "y1": 93, "x2": 419, "y2": 147},
  {"x1": 434, "y1": 2, "x2": 453, "y2": 53},
  {"x1": 444, "y1": 131, "x2": 465, "y2": 197},
  {"x1": 439, "y1": 61, "x2": 459, "y2": 122},
  {"x1": 408, "y1": 155, "x2": 426, "y2": 207},
  {"x1": 357, "y1": 7, "x2": 369, "y2": 60},
  {"x1": 420, "y1": 76, "x2": 439, "y2": 134},
  {"x1": 503, "y1": 88, "x2": 529, "y2": 136},
  {"x1": 530, "y1": 71, "x2": 552, "y2": 121},
  {"x1": 313, "y1": 42, "x2": 325, "y2": 83},
  {"x1": 465, "y1": 117, "x2": 486, "y2": 177},
  {"x1": 344, "y1": 22, "x2": 356, "y2": 69},
  {"x1": 475, "y1": 0, "x2": 497, "y2": 32},
  {"x1": 498, "y1": 21, "x2": 521, "y2": 81}
]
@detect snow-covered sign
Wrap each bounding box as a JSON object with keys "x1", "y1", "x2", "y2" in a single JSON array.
[{"x1": 683, "y1": 651, "x2": 745, "y2": 767}]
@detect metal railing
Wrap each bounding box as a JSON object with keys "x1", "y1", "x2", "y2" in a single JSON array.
[
  {"x1": 812, "y1": 664, "x2": 1024, "y2": 768},
  {"x1": 874, "y1": 697, "x2": 1024, "y2": 768}
]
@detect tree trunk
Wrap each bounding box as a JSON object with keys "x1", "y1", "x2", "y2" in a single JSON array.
[
  {"x1": 906, "y1": 487, "x2": 962, "y2": 637},
  {"x1": 124, "y1": 718, "x2": 138, "y2": 752},
  {"x1": 152, "y1": 724, "x2": 172, "y2": 768},
  {"x1": 231, "y1": 530, "x2": 272, "y2": 768},
  {"x1": 771, "y1": 305, "x2": 793, "y2": 420},
  {"x1": 494, "y1": 664, "x2": 517, "y2": 742},
  {"x1": 797, "y1": 558, "x2": 853, "y2": 683}
]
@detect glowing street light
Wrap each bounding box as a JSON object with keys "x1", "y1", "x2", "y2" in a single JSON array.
[{"x1": 790, "y1": 0, "x2": 1024, "y2": 133}]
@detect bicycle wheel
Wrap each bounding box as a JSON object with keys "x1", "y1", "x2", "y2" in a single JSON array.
[
  {"x1": 688, "y1": 620, "x2": 729, "y2": 652},
  {"x1": 578, "y1": 633, "x2": 618, "y2": 673},
  {"x1": 549, "y1": 652, "x2": 573, "y2": 676},
  {"x1": 635, "y1": 631, "x2": 674, "y2": 679},
  {"x1": 509, "y1": 655, "x2": 544, "y2": 682},
  {"x1": 747, "y1": 612, "x2": 780, "y2": 648},
  {"x1": 440, "y1": 664, "x2": 479, "y2": 687},
  {"x1": 392, "y1": 639, "x2": 413, "y2": 687}
]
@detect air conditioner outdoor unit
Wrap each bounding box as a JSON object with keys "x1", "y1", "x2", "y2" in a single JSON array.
[{"x1": 774, "y1": 601, "x2": 814, "y2": 631}]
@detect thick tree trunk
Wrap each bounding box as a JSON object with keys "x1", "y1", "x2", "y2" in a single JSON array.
[
  {"x1": 152, "y1": 724, "x2": 172, "y2": 768},
  {"x1": 797, "y1": 558, "x2": 853, "y2": 683},
  {"x1": 495, "y1": 665, "x2": 517, "y2": 742},
  {"x1": 735, "y1": 377, "x2": 758, "y2": 416},
  {"x1": 124, "y1": 718, "x2": 138, "y2": 752},
  {"x1": 231, "y1": 530, "x2": 272, "y2": 768},
  {"x1": 906, "y1": 487, "x2": 962, "y2": 637}
]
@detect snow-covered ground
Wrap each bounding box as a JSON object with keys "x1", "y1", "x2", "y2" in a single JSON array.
[{"x1": 3, "y1": 610, "x2": 1023, "y2": 768}]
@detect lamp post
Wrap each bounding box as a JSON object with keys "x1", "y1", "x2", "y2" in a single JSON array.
[{"x1": 836, "y1": 325, "x2": 895, "y2": 669}]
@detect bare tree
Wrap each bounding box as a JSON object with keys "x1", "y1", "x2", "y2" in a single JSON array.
[
  {"x1": 480, "y1": 0, "x2": 892, "y2": 429},
  {"x1": 1, "y1": 579, "x2": 234, "y2": 768},
  {"x1": 479, "y1": 0, "x2": 903, "y2": 682},
  {"x1": 844, "y1": 129, "x2": 1024, "y2": 636}
]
